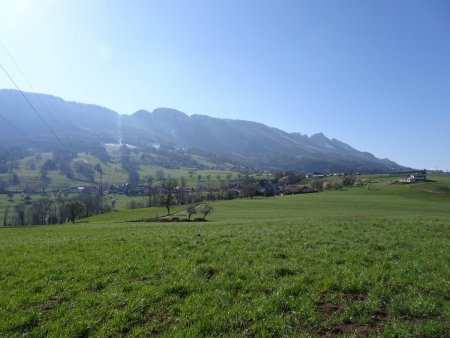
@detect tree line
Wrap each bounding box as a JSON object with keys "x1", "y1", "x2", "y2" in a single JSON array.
[{"x1": 2, "y1": 191, "x2": 112, "y2": 226}]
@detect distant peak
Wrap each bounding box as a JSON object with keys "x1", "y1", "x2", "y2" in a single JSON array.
[
  {"x1": 152, "y1": 108, "x2": 188, "y2": 119},
  {"x1": 310, "y1": 132, "x2": 329, "y2": 141},
  {"x1": 133, "y1": 109, "x2": 151, "y2": 116}
]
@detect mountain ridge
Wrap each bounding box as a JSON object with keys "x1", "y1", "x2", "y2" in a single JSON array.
[{"x1": 0, "y1": 89, "x2": 405, "y2": 173}]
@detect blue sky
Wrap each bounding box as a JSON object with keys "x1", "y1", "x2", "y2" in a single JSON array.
[{"x1": 0, "y1": 0, "x2": 449, "y2": 169}]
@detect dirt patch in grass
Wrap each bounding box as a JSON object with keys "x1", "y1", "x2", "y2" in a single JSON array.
[
  {"x1": 135, "y1": 309, "x2": 172, "y2": 336},
  {"x1": 330, "y1": 323, "x2": 378, "y2": 337},
  {"x1": 316, "y1": 291, "x2": 384, "y2": 337},
  {"x1": 317, "y1": 302, "x2": 344, "y2": 316},
  {"x1": 39, "y1": 299, "x2": 59, "y2": 311},
  {"x1": 372, "y1": 309, "x2": 390, "y2": 322},
  {"x1": 315, "y1": 320, "x2": 380, "y2": 337},
  {"x1": 344, "y1": 292, "x2": 366, "y2": 301},
  {"x1": 317, "y1": 291, "x2": 366, "y2": 316}
]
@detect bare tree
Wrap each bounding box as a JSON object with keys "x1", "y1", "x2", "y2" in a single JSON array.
[
  {"x1": 180, "y1": 176, "x2": 187, "y2": 205},
  {"x1": 79, "y1": 192, "x2": 101, "y2": 217},
  {"x1": 7, "y1": 192, "x2": 14, "y2": 202},
  {"x1": 241, "y1": 175, "x2": 258, "y2": 199},
  {"x1": 146, "y1": 175, "x2": 154, "y2": 207},
  {"x1": 65, "y1": 200, "x2": 87, "y2": 223},
  {"x1": 311, "y1": 179, "x2": 324, "y2": 191},
  {"x1": 199, "y1": 202, "x2": 214, "y2": 220},
  {"x1": 343, "y1": 175, "x2": 356, "y2": 187},
  {"x1": 31, "y1": 198, "x2": 53, "y2": 225},
  {"x1": 14, "y1": 203, "x2": 26, "y2": 226},
  {"x1": 185, "y1": 203, "x2": 197, "y2": 220},
  {"x1": 160, "y1": 178, "x2": 178, "y2": 215}
]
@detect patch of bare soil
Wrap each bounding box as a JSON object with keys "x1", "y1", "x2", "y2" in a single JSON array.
[
  {"x1": 317, "y1": 302, "x2": 344, "y2": 316},
  {"x1": 331, "y1": 323, "x2": 378, "y2": 337},
  {"x1": 316, "y1": 292, "x2": 386, "y2": 337}
]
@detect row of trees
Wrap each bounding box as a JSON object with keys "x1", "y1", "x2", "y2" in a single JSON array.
[
  {"x1": 139, "y1": 174, "x2": 260, "y2": 214},
  {"x1": 2, "y1": 181, "x2": 219, "y2": 226},
  {"x1": 3, "y1": 192, "x2": 111, "y2": 227},
  {"x1": 310, "y1": 176, "x2": 357, "y2": 192}
]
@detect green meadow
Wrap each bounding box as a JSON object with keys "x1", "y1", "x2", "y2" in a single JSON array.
[{"x1": 0, "y1": 175, "x2": 449, "y2": 336}]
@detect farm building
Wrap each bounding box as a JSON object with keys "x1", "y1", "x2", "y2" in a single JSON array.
[
  {"x1": 399, "y1": 175, "x2": 416, "y2": 183},
  {"x1": 394, "y1": 170, "x2": 427, "y2": 184}
]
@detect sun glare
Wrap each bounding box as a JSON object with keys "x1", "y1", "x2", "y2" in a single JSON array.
[{"x1": 0, "y1": 0, "x2": 34, "y2": 23}]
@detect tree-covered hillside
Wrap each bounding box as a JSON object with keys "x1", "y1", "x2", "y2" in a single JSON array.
[{"x1": 0, "y1": 90, "x2": 406, "y2": 173}]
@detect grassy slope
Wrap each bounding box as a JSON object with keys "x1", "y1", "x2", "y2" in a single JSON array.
[
  {"x1": 0, "y1": 151, "x2": 241, "y2": 193},
  {"x1": 0, "y1": 150, "x2": 241, "y2": 222},
  {"x1": 0, "y1": 176, "x2": 449, "y2": 336}
]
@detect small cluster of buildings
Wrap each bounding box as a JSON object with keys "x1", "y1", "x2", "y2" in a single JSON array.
[
  {"x1": 61, "y1": 170, "x2": 429, "y2": 198},
  {"x1": 393, "y1": 170, "x2": 427, "y2": 184},
  {"x1": 305, "y1": 172, "x2": 360, "y2": 179}
]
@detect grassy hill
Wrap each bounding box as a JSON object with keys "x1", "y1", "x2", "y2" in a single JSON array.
[
  {"x1": 0, "y1": 175, "x2": 449, "y2": 336},
  {"x1": 0, "y1": 148, "x2": 243, "y2": 223},
  {"x1": 0, "y1": 149, "x2": 240, "y2": 192}
]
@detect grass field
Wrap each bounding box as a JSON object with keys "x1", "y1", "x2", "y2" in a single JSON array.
[{"x1": 0, "y1": 176, "x2": 449, "y2": 336}]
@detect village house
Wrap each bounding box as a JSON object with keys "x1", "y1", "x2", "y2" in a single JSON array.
[
  {"x1": 306, "y1": 172, "x2": 325, "y2": 179},
  {"x1": 394, "y1": 170, "x2": 427, "y2": 184},
  {"x1": 399, "y1": 175, "x2": 416, "y2": 183}
]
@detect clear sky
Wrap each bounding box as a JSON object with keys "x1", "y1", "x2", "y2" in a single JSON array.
[{"x1": 0, "y1": 0, "x2": 449, "y2": 169}]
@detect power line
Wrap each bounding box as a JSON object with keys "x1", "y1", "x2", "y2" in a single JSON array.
[
  {"x1": 0, "y1": 62, "x2": 70, "y2": 152},
  {"x1": 0, "y1": 112, "x2": 35, "y2": 144},
  {"x1": 0, "y1": 40, "x2": 62, "y2": 128}
]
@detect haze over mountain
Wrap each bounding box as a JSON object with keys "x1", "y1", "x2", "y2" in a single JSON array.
[{"x1": 0, "y1": 89, "x2": 404, "y2": 173}]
